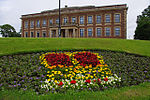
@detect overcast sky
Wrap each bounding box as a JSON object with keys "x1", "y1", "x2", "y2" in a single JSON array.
[{"x1": 0, "y1": 0, "x2": 149, "y2": 39}]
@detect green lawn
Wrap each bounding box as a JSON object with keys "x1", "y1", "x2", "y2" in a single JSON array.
[
  {"x1": 1, "y1": 82, "x2": 150, "y2": 100},
  {"x1": 0, "y1": 38, "x2": 150, "y2": 57}
]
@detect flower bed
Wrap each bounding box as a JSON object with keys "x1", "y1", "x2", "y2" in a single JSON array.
[{"x1": 40, "y1": 51, "x2": 121, "y2": 91}]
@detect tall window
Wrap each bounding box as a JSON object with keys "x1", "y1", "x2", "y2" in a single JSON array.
[
  {"x1": 88, "y1": 16, "x2": 92, "y2": 24},
  {"x1": 25, "y1": 32, "x2": 28, "y2": 37},
  {"x1": 115, "y1": 27, "x2": 120, "y2": 36},
  {"x1": 106, "y1": 15, "x2": 110, "y2": 23},
  {"x1": 80, "y1": 16, "x2": 84, "y2": 24},
  {"x1": 105, "y1": 28, "x2": 111, "y2": 36},
  {"x1": 43, "y1": 32, "x2": 46, "y2": 37},
  {"x1": 37, "y1": 32, "x2": 40, "y2": 37},
  {"x1": 42, "y1": 19, "x2": 46, "y2": 27},
  {"x1": 49, "y1": 19, "x2": 53, "y2": 25},
  {"x1": 64, "y1": 17, "x2": 67, "y2": 24},
  {"x1": 115, "y1": 14, "x2": 120, "y2": 23},
  {"x1": 96, "y1": 15, "x2": 101, "y2": 24},
  {"x1": 25, "y1": 21, "x2": 28, "y2": 28},
  {"x1": 56, "y1": 18, "x2": 59, "y2": 24},
  {"x1": 37, "y1": 20, "x2": 40, "y2": 28},
  {"x1": 72, "y1": 17, "x2": 76, "y2": 23},
  {"x1": 97, "y1": 28, "x2": 101, "y2": 37},
  {"x1": 31, "y1": 32, "x2": 34, "y2": 37},
  {"x1": 88, "y1": 28, "x2": 92, "y2": 37},
  {"x1": 30, "y1": 21, "x2": 34, "y2": 28},
  {"x1": 80, "y1": 29, "x2": 84, "y2": 37}
]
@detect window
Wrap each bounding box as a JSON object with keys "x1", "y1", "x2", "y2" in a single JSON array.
[
  {"x1": 37, "y1": 32, "x2": 40, "y2": 37},
  {"x1": 37, "y1": 20, "x2": 40, "y2": 28},
  {"x1": 96, "y1": 15, "x2": 101, "y2": 24},
  {"x1": 25, "y1": 32, "x2": 28, "y2": 37},
  {"x1": 105, "y1": 28, "x2": 111, "y2": 36},
  {"x1": 42, "y1": 19, "x2": 46, "y2": 27},
  {"x1": 30, "y1": 21, "x2": 34, "y2": 28},
  {"x1": 106, "y1": 15, "x2": 110, "y2": 23},
  {"x1": 64, "y1": 17, "x2": 67, "y2": 24},
  {"x1": 115, "y1": 27, "x2": 120, "y2": 36},
  {"x1": 80, "y1": 29, "x2": 84, "y2": 37},
  {"x1": 72, "y1": 17, "x2": 76, "y2": 23},
  {"x1": 88, "y1": 16, "x2": 92, "y2": 24},
  {"x1": 97, "y1": 28, "x2": 101, "y2": 37},
  {"x1": 88, "y1": 28, "x2": 92, "y2": 37},
  {"x1": 31, "y1": 32, "x2": 34, "y2": 37},
  {"x1": 56, "y1": 18, "x2": 59, "y2": 24},
  {"x1": 43, "y1": 32, "x2": 46, "y2": 37},
  {"x1": 80, "y1": 16, "x2": 84, "y2": 24},
  {"x1": 115, "y1": 14, "x2": 120, "y2": 23},
  {"x1": 49, "y1": 19, "x2": 53, "y2": 25},
  {"x1": 25, "y1": 21, "x2": 28, "y2": 28}
]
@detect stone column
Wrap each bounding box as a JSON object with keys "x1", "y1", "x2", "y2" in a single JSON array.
[
  {"x1": 65, "y1": 29, "x2": 69, "y2": 38},
  {"x1": 73, "y1": 29, "x2": 76, "y2": 38},
  {"x1": 56, "y1": 29, "x2": 58, "y2": 37}
]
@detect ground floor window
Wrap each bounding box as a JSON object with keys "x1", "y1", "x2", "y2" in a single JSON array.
[
  {"x1": 88, "y1": 28, "x2": 92, "y2": 37},
  {"x1": 105, "y1": 28, "x2": 111, "y2": 36},
  {"x1": 25, "y1": 32, "x2": 28, "y2": 37},
  {"x1": 115, "y1": 27, "x2": 120, "y2": 36},
  {"x1": 37, "y1": 32, "x2": 40, "y2": 37},
  {"x1": 80, "y1": 29, "x2": 84, "y2": 37},
  {"x1": 43, "y1": 32, "x2": 46, "y2": 37},
  {"x1": 31, "y1": 32, "x2": 34, "y2": 37},
  {"x1": 97, "y1": 28, "x2": 101, "y2": 37}
]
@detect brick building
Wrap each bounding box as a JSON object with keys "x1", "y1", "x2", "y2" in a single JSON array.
[{"x1": 21, "y1": 4, "x2": 128, "y2": 39}]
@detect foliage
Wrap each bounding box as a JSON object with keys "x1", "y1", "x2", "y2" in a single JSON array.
[
  {"x1": 0, "y1": 24, "x2": 20, "y2": 37},
  {"x1": 0, "y1": 50, "x2": 150, "y2": 94},
  {"x1": 134, "y1": 5, "x2": 150, "y2": 40}
]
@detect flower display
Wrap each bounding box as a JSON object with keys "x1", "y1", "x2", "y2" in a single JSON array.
[{"x1": 40, "y1": 51, "x2": 121, "y2": 91}]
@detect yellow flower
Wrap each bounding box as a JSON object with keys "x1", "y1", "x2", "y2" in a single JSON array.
[
  {"x1": 65, "y1": 69, "x2": 68, "y2": 71},
  {"x1": 85, "y1": 77, "x2": 88, "y2": 79},
  {"x1": 90, "y1": 76, "x2": 94, "y2": 79},
  {"x1": 54, "y1": 71, "x2": 57, "y2": 74},
  {"x1": 58, "y1": 71, "x2": 61, "y2": 74},
  {"x1": 54, "y1": 80, "x2": 58, "y2": 83},
  {"x1": 52, "y1": 78, "x2": 55, "y2": 80},
  {"x1": 47, "y1": 71, "x2": 50, "y2": 73},
  {"x1": 85, "y1": 66, "x2": 88, "y2": 69},
  {"x1": 47, "y1": 79, "x2": 50, "y2": 82}
]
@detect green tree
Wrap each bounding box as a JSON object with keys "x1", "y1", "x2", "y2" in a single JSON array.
[
  {"x1": 134, "y1": 5, "x2": 150, "y2": 40},
  {"x1": 0, "y1": 24, "x2": 17, "y2": 37}
]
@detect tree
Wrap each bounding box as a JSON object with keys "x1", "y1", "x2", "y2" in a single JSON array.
[
  {"x1": 0, "y1": 24, "x2": 17, "y2": 37},
  {"x1": 134, "y1": 5, "x2": 150, "y2": 40}
]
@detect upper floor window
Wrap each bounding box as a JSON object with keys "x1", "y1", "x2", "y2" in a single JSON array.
[
  {"x1": 106, "y1": 15, "x2": 110, "y2": 23},
  {"x1": 80, "y1": 16, "x2": 84, "y2": 24},
  {"x1": 64, "y1": 17, "x2": 67, "y2": 24},
  {"x1": 115, "y1": 27, "x2": 120, "y2": 36},
  {"x1": 37, "y1": 32, "x2": 40, "y2": 37},
  {"x1": 43, "y1": 32, "x2": 46, "y2": 37},
  {"x1": 97, "y1": 28, "x2": 101, "y2": 37},
  {"x1": 31, "y1": 32, "x2": 34, "y2": 37},
  {"x1": 30, "y1": 21, "x2": 34, "y2": 28},
  {"x1": 115, "y1": 14, "x2": 120, "y2": 23},
  {"x1": 72, "y1": 17, "x2": 76, "y2": 23},
  {"x1": 88, "y1": 28, "x2": 92, "y2": 37},
  {"x1": 56, "y1": 18, "x2": 59, "y2": 24},
  {"x1": 36, "y1": 20, "x2": 40, "y2": 28},
  {"x1": 96, "y1": 15, "x2": 101, "y2": 24},
  {"x1": 88, "y1": 16, "x2": 92, "y2": 24},
  {"x1": 42, "y1": 19, "x2": 46, "y2": 27},
  {"x1": 49, "y1": 19, "x2": 53, "y2": 25},
  {"x1": 25, "y1": 21, "x2": 28, "y2": 28},
  {"x1": 80, "y1": 29, "x2": 84, "y2": 37},
  {"x1": 105, "y1": 27, "x2": 111, "y2": 36}
]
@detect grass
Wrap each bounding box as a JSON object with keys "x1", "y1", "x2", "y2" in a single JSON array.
[
  {"x1": 0, "y1": 38, "x2": 150, "y2": 57},
  {"x1": 0, "y1": 82, "x2": 150, "y2": 100}
]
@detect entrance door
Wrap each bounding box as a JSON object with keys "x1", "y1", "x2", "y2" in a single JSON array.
[{"x1": 61, "y1": 29, "x2": 65, "y2": 37}]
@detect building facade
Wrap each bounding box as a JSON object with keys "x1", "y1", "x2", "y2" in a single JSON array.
[{"x1": 21, "y1": 4, "x2": 128, "y2": 39}]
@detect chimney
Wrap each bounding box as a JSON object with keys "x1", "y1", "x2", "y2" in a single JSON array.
[{"x1": 65, "y1": 5, "x2": 68, "y2": 8}]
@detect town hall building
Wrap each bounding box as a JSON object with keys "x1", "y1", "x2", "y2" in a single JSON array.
[{"x1": 21, "y1": 4, "x2": 128, "y2": 39}]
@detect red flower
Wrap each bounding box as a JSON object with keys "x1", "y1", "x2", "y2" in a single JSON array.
[
  {"x1": 58, "y1": 81, "x2": 63, "y2": 86},
  {"x1": 104, "y1": 77, "x2": 108, "y2": 81},
  {"x1": 93, "y1": 79, "x2": 96, "y2": 82},
  {"x1": 97, "y1": 78, "x2": 101, "y2": 83},
  {"x1": 85, "y1": 79, "x2": 91, "y2": 83},
  {"x1": 70, "y1": 80, "x2": 76, "y2": 84}
]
